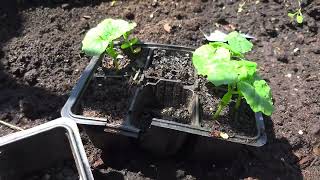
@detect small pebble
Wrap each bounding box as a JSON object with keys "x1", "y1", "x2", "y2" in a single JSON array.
[
  {"x1": 293, "y1": 48, "x2": 300, "y2": 55},
  {"x1": 298, "y1": 130, "x2": 303, "y2": 135},
  {"x1": 163, "y1": 23, "x2": 172, "y2": 33},
  {"x1": 83, "y1": 15, "x2": 91, "y2": 19},
  {"x1": 313, "y1": 144, "x2": 320, "y2": 156},
  {"x1": 285, "y1": 73, "x2": 292, "y2": 78},
  {"x1": 61, "y1": 3, "x2": 70, "y2": 9}
]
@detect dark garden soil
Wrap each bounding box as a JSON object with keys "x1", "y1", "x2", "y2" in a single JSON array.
[
  {"x1": 198, "y1": 79, "x2": 258, "y2": 137},
  {"x1": 1, "y1": 0, "x2": 320, "y2": 179},
  {"x1": 145, "y1": 49, "x2": 195, "y2": 84},
  {"x1": 80, "y1": 76, "x2": 136, "y2": 124}
]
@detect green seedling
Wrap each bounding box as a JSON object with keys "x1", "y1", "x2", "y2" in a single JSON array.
[
  {"x1": 192, "y1": 31, "x2": 274, "y2": 119},
  {"x1": 288, "y1": 0, "x2": 304, "y2": 24},
  {"x1": 81, "y1": 18, "x2": 139, "y2": 69},
  {"x1": 121, "y1": 31, "x2": 141, "y2": 54}
]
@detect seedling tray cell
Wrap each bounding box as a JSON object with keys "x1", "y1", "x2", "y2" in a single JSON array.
[
  {"x1": 144, "y1": 49, "x2": 195, "y2": 84},
  {"x1": 0, "y1": 118, "x2": 93, "y2": 180},
  {"x1": 128, "y1": 78, "x2": 198, "y2": 155}
]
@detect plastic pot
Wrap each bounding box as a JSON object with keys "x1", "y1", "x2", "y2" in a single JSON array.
[
  {"x1": 132, "y1": 44, "x2": 267, "y2": 159},
  {"x1": 0, "y1": 118, "x2": 93, "y2": 180},
  {"x1": 61, "y1": 43, "x2": 194, "y2": 152},
  {"x1": 61, "y1": 43, "x2": 267, "y2": 160}
]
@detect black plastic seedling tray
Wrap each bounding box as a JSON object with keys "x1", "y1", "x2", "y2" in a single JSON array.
[
  {"x1": 61, "y1": 43, "x2": 267, "y2": 160},
  {"x1": 0, "y1": 118, "x2": 93, "y2": 180},
  {"x1": 61, "y1": 43, "x2": 194, "y2": 151}
]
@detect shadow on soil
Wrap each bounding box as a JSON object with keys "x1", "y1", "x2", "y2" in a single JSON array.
[
  {"x1": 4, "y1": 0, "x2": 114, "y2": 10},
  {"x1": 0, "y1": 62, "x2": 66, "y2": 121},
  {"x1": 90, "y1": 116, "x2": 303, "y2": 180},
  {"x1": 0, "y1": 1, "x2": 67, "y2": 131}
]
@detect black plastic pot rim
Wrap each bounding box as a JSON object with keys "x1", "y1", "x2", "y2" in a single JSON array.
[
  {"x1": 137, "y1": 73, "x2": 266, "y2": 147},
  {"x1": 0, "y1": 118, "x2": 94, "y2": 180},
  {"x1": 151, "y1": 112, "x2": 266, "y2": 147}
]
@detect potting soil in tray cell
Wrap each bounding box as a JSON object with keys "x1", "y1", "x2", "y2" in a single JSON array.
[
  {"x1": 148, "y1": 80, "x2": 194, "y2": 124},
  {"x1": 145, "y1": 49, "x2": 194, "y2": 84},
  {"x1": 79, "y1": 76, "x2": 136, "y2": 123},
  {"x1": 199, "y1": 80, "x2": 258, "y2": 137}
]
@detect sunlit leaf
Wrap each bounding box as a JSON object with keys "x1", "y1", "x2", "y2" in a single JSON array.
[
  {"x1": 82, "y1": 18, "x2": 136, "y2": 56},
  {"x1": 296, "y1": 14, "x2": 303, "y2": 24},
  {"x1": 225, "y1": 31, "x2": 253, "y2": 54},
  {"x1": 288, "y1": 12, "x2": 295, "y2": 19},
  {"x1": 238, "y1": 80, "x2": 274, "y2": 116}
]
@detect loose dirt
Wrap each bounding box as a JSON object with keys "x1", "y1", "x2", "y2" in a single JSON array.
[{"x1": 1, "y1": 0, "x2": 319, "y2": 179}]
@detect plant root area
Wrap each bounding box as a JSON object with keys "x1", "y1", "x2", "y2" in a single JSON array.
[{"x1": 1, "y1": 0, "x2": 320, "y2": 179}]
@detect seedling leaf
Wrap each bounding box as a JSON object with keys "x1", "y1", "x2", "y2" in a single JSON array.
[
  {"x1": 192, "y1": 45, "x2": 230, "y2": 75},
  {"x1": 133, "y1": 47, "x2": 142, "y2": 53},
  {"x1": 209, "y1": 42, "x2": 243, "y2": 57},
  {"x1": 288, "y1": 12, "x2": 295, "y2": 19},
  {"x1": 238, "y1": 80, "x2": 274, "y2": 116},
  {"x1": 234, "y1": 60, "x2": 257, "y2": 81},
  {"x1": 129, "y1": 37, "x2": 139, "y2": 45},
  {"x1": 81, "y1": 27, "x2": 110, "y2": 56},
  {"x1": 193, "y1": 43, "x2": 257, "y2": 86},
  {"x1": 192, "y1": 31, "x2": 274, "y2": 118},
  {"x1": 296, "y1": 14, "x2": 303, "y2": 24},
  {"x1": 82, "y1": 19, "x2": 136, "y2": 56},
  {"x1": 121, "y1": 42, "x2": 131, "y2": 49},
  {"x1": 226, "y1": 31, "x2": 253, "y2": 54}
]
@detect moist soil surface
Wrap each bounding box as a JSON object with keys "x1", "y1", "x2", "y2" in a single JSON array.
[
  {"x1": 150, "y1": 80, "x2": 193, "y2": 124},
  {"x1": 145, "y1": 49, "x2": 194, "y2": 84},
  {"x1": 80, "y1": 76, "x2": 136, "y2": 124},
  {"x1": 199, "y1": 79, "x2": 258, "y2": 138},
  {"x1": 1, "y1": 0, "x2": 320, "y2": 179}
]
